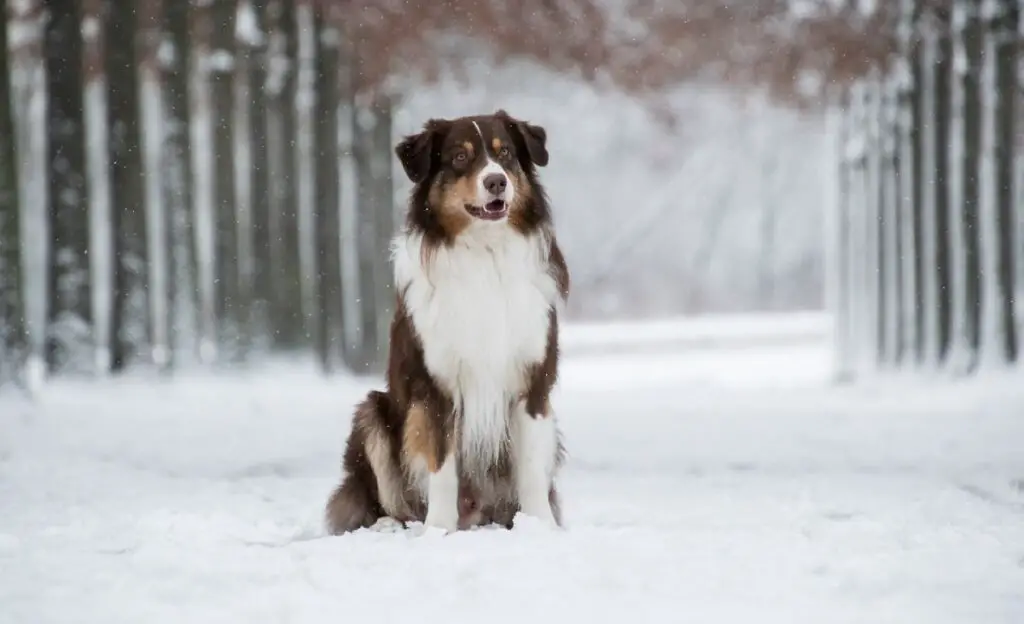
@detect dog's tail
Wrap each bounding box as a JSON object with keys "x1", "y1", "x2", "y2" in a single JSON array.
[{"x1": 324, "y1": 391, "x2": 397, "y2": 535}]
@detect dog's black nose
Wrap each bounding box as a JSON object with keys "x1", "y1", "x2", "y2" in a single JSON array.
[{"x1": 483, "y1": 173, "x2": 507, "y2": 196}]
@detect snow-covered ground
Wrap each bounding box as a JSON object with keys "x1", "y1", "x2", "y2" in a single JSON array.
[{"x1": 2, "y1": 315, "x2": 1023, "y2": 624}]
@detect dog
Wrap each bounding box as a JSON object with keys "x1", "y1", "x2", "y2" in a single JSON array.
[{"x1": 325, "y1": 110, "x2": 570, "y2": 534}]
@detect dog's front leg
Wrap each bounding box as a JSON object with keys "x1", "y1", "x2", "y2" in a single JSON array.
[
  {"x1": 513, "y1": 311, "x2": 562, "y2": 528},
  {"x1": 404, "y1": 399, "x2": 460, "y2": 533},
  {"x1": 423, "y1": 450, "x2": 460, "y2": 533},
  {"x1": 512, "y1": 400, "x2": 559, "y2": 527}
]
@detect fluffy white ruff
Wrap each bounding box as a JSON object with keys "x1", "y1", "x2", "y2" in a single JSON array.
[{"x1": 391, "y1": 224, "x2": 559, "y2": 472}]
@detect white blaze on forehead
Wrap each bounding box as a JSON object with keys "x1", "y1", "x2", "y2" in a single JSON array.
[{"x1": 472, "y1": 120, "x2": 515, "y2": 206}]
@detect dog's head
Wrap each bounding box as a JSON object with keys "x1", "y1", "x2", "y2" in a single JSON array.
[{"x1": 395, "y1": 110, "x2": 550, "y2": 243}]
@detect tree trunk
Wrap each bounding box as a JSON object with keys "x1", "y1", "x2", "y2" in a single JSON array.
[
  {"x1": 233, "y1": 0, "x2": 262, "y2": 360},
  {"x1": 263, "y1": 0, "x2": 303, "y2": 350},
  {"x1": 918, "y1": 17, "x2": 952, "y2": 368},
  {"x1": 826, "y1": 95, "x2": 852, "y2": 381},
  {"x1": 45, "y1": 0, "x2": 90, "y2": 374},
  {"x1": 0, "y1": 0, "x2": 26, "y2": 386},
  {"x1": 211, "y1": 0, "x2": 240, "y2": 361},
  {"x1": 845, "y1": 86, "x2": 869, "y2": 376},
  {"x1": 248, "y1": 0, "x2": 273, "y2": 351},
  {"x1": 351, "y1": 95, "x2": 378, "y2": 373},
  {"x1": 9, "y1": 0, "x2": 50, "y2": 391},
  {"x1": 107, "y1": 0, "x2": 150, "y2": 372},
  {"x1": 863, "y1": 76, "x2": 885, "y2": 369},
  {"x1": 314, "y1": 9, "x2": 343, "y2": 374},
  {"x1": 849, "y1": 82, "x2": 874, "y2": 373},
  {"x1": 945, "y1": 0, "x2": 983, "y2": 374},
  {"x1": 975, "y1": 0, "x2": 1018, "y2": 367},
  {"x1": 188, "y1": 0, "x2": 219, "y2": 363},
  {"x1": 897, "y1": 0, "x2": 923, "y2": 366},
  {"x1": 81, "y1": 0, "x2": 115, "y2": 375},
  {"x1": 163, "y1": 0, "x2": 198, "y2": 367},
  {"x1": 370, "y1": 93, "x2": 396, "y2": 371},
  {"x1": 138, "y1": 0, "x2": 171, "y2": 370},
  {"x1": 337, "y1": 27, "x2": 360, "y2": 368},
  {"x1": 294, "y1": 0, "x2": 319, "y2": 348},
  {"x1": 880, "y1": 77, "x2": 903, "y2": 368}
]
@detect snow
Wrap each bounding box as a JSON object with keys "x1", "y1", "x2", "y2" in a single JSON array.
[
  {"x1": 235, "y1": 0, "x2": 264, "y2": 47},
  {"x1": 2, "y1": 317, "x2": 1023, "y2": 623},
  {"x1": 560, "y1": 309, "x2": 829, "y2": 356}
]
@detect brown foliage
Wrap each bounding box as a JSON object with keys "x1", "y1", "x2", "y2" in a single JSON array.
[
  {"x1": 314, "y1": 0, "x2": 950, "y2": 106},
  {"x1": 317, "y1": 0, "x2": 613, "y2": 93}
]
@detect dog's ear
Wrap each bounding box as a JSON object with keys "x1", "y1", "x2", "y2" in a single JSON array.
[
  {"x1": 496, "y1": 109, "x2": 548, "y2": 168},
  {"x1": 394, "y1": 119, "x2": 449, "y2": 183}
]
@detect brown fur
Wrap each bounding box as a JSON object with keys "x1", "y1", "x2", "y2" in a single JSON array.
[{"x1": 325, "y1": 111, "x2": 569, "y2": 535}]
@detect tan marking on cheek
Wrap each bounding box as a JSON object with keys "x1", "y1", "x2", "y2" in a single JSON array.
[
  {"x1": 506, "y1": 170, "x2": 534, "y2": 232},
  {"x1": 430, "y1": 178, "x2": 472, "y2": 238},
  {"x1": 403, "y1": 402, "x2": 439, "y2": 473}
]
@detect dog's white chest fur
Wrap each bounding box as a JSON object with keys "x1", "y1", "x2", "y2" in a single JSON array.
[{"x1": 392, "y1": 227, "x2": 558, "y2": 467}]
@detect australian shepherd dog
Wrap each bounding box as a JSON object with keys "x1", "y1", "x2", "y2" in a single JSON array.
[{"x1": 324, "y1": 110, "x2": 570, "y2": 534}]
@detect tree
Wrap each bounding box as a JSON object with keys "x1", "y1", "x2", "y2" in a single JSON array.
[
  {"x1": 44, "y1": 0, "x2": 90, "y2": 374},
  {"x1": 81, "y1": 0, "x2": 115, "y2": 375},
  {"x1": 211, "y1": 0, "x2": 242, "y2": 360},
  {"x1": 879, "y1": 77, "x2": 903, "y2": 367},
  {"x1": 137, "y1": 0, "x2": 171, "y2": 370},
  {"x1": 897, "y1": 0, "x2": 924, "y2": 366},
  {"x1": 241, "y1": 0, "x2": 270, "y2": 348},
  {"x1": 8, "y1": 0, "x2": 49, "y2": 391},
  {"x1": 917, "y1": 4, "x2": 953, "y2": 367},
  {"x1": 975, "y1": 0, "x2": 1018, "y2": 367},
  {"x1": 862, "y1": 77, "x2": 885, "y2": 367},
  {"x1": 163, "y1": 0, "x2": 199, "y2": 366},
  {"x1": 0, "y1": 0, "x2": 25, "y2": 386},
  {"x1": 107, "y1": 0, "x2": 150, "y2": 371},
  {"x1": 314, "y1": 5, "x2": 344, "y2": 373},
  {"x1": 294, "y1": 0, "x2": 318, "y2": 349},
  {"x1": 263, "y1": 0, "x2": 304, "y2": 351},
  {"x1": 188, "y1": 0, "x2": 219, "y2": 363},
  {"x1": 232, "y1": 0, "x2": 262, "y2": 360},
  {"x1": 945, "y1": 0, "x2": 984, "y2": 374}
]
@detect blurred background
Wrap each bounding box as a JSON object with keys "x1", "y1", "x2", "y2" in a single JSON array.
[{"x1": 0, "y1": 0, "x2": 1021, "y2": 389}]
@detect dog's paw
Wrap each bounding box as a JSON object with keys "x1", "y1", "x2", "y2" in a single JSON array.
[{"x1": 423, "y1": 507, "x2": 459, "y2": 534}]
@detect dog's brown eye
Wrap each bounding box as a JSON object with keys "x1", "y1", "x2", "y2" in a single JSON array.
[
  {"x1": 498, "y1": 147, "x2": 510, "y2": 159},
  {"x1": 454, "y1": 152, "x2": 467, "y2": 163}
]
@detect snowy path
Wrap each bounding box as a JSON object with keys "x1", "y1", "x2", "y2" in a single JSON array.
[{"x1": 2, "y1": 340, "x2": 1024, "y2": 623}]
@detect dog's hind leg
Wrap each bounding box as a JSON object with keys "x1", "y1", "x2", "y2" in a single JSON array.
[
  {"x1": 325, "y1": 473, "x2": 380, "y2": 535},
  {"x1": 325, "y1": 391, "x2": 408, "y2": 534}
]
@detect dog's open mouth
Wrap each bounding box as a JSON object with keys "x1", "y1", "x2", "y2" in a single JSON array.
[{"x1": 466, "y1": 200, "x2": 507, "y2": 221}]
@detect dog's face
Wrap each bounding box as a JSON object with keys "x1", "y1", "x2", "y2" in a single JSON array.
[{"x1": 395, "y1": 110, "x2": 549, "y2": 239}]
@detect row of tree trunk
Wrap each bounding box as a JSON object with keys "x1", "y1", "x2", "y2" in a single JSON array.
[
  {"x1": 830, "y1": 0, "x2": 1021, "y2": 379},
  {"x1": 0, "y1": 0, "x2": 398, "y2": 392}
]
